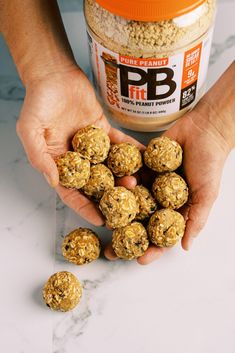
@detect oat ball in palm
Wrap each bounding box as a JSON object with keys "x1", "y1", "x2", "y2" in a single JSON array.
[
  {"x1": 56, "y1": 151, "x2": 90, "y2": 189},
  {"x1": 147, "y1": 209, "x2": 185, "y2": 247},
  {"x1": 99, "y1": 186, "x2": 138, "y2": 228},
  {"x1": 72, "y1": 125, "x2": 110, "y2": 164},
  {"x1": 112, "y1": 222, "x2": 149, "y2": 260},
  {"x1": 144, "y1": 136, "x2": 182, "y2": 172},
  {"x1": 82, "y1": 164, "x2": 114, "y2": 201},
  {"x1": 152, "y1": 172, "x2": 188, "y2": 209},
  {"x1": 107, "y1": 143, "x2": 142, "y2": 177},
  {"x1": 62, "y1": 228, "x2": 101, "y2": 265},
  {"x1": 42, "y1": 271, "x2": 82, "y2": 312},
  {"x1": 132, "y1": 185, "x2": 157, "y2": 221}
]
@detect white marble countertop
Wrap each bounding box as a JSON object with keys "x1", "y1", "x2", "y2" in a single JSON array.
[{"x1": 0, "y1": 1, "x2": 235, "y2": 353}]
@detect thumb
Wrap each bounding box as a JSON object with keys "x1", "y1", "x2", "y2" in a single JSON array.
[
  {"x1": 16, "y1": 120, "x2": 59, "y2": 187},
  {"x1": 182, "y1": 188, "x2": 218, "y2": 250}
]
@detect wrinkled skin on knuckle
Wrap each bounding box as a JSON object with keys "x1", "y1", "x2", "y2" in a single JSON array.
[{"x1": 59, "y1": 189, "x2": 76, "y2": 205}]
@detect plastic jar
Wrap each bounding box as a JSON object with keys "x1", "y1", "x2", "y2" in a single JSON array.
[{"x1": 84, "y1": 0, "x2": 216, "y2": 132}]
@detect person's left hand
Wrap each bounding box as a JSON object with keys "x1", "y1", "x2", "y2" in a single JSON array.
[{"x1": 105, "y1": 106, "x2": 231, "y2": 264}]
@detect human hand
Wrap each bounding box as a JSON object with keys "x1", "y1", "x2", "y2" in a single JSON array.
[
  {"x1": 105, "y1": 61, "x2": 235, "y2": 264},
  {"x1": 105, "y1": 106, "x2": 231, "y2": 264},
  {"x1": 16, "y1": 67, "x2": 142, "y2": 225},
  {"x1": 162, "y1": 109, "x2": 231, "y2": 249},
  {"x1": 136, "y1": 63, "x2": 235, "y2": 264}
]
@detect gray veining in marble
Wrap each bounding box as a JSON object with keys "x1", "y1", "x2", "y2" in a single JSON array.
[
  {"x1": 210, "y1": 35, "x2": 235, "y2": 64},
  {"x1": 0, "y1": 76, "x2": 25, "y2": 101},
  {"x1": 52, "y1": 260, "x2": 121, "y2": 353}
]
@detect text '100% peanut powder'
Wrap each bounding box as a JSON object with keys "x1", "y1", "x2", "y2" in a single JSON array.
[{"x1": 84, "y1": 0, "x2": 216, "y2": 131}]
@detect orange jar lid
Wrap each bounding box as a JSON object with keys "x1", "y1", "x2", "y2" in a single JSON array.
[{"x1": 95, "y1": 0, "x2": 206, "y2": 22}]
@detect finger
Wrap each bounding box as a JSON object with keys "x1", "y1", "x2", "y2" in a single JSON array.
[
  {"x1": 137, "y1": 245, "x2": 168, "y2": 265},
  {"x1": 162, "y1": 129, "x2": 179, "y2": 141},
  {"x1": 104, "y1": 242, "x2": 118, "y2": 260},
  {"x1": 181, "y1": 190, "x2": 218, "y2": 251},
  {"x1": 178, "y1": 204, "x2": 190, "y2": 221},
  {"x1": 16, "y1": 121, "x2": 59, "y2": 187},
  {"x1": 115, "y1": 175, "x2": 138, "y2": 189},
  {"x1": 56, "y1": 185, "x2": 105, "y2": 226},
  {"x1": 162, "y1": 114, "x2": 189, "y2": 145}
]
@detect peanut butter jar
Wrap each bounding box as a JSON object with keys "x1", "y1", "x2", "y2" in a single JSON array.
[{"x1": 84, "y1": 0, "x2": 216, "y2": 131}]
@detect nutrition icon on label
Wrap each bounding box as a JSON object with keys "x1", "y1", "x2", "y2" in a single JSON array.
[{"x1": 180, "y1": 43, "x2": 202, "y2": 110}]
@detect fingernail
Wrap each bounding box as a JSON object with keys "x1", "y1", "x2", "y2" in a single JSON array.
[{"x1": 50, "y1": 179, "x2": 58, "y2": 188}]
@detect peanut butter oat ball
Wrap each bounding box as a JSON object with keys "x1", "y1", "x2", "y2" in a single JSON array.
[
  {"x1": 132, "y1": 185, "x2": 157, "y2": 221},
  {"x1": 144, "y1": 136, "x2": 182, "y2": 173},
  {"x1": 62, "y1": 228, "x2": 101, "y2": 265},
  {"x1": 82, "y1": 164, "x2": 114, "y2": 201},
  {"x1": 152, "y1": 172, "x2": 188, "y2": 210},
  {"x1": 42, "y1": 271, "x2": 82, "y2": 312},
  {"x1": 148, "y1": 209, "x2": 186, "y2": 247},
  {"x1": 99, "y1": 186, "x2": 138, "y2": 228},
  {"x1": 112, "y1": 222, "x2": 149, "y2": 260},
  {"x1": 72, "y1": 125, "x2": 110, "y2": 164},
  {"x1": 56, "y1": 152, "x2": 90, "y2": 189},
  {"x1": 107, "y1": 143, "x2": 142, "y2": 177}
]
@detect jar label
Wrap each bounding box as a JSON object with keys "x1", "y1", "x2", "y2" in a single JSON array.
[{"x1": 87, "y1": 28, "x2": 213, "y2": 118}]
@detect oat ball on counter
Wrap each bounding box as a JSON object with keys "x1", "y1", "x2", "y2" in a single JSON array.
[
  {"x1": 147, "y1": 209, "x2": 186, "y2": 247},
  {"x1": 107, "y1": 143, "x2": 142, "y2": 177},
  {"x1": 144, "y1": 136, "x2": 182, "y2": 172},
  {"x1": 42, "y1": 271, "x2": 82, "y2": 312},
  {"x1": 55, "y1": 151, "x2": 90, "y2": 189},
  {"x1": 132, "y1": 185, "x2": 157, "y2": 221},
  {"x1": 82, "y1": 164, "x2": 114, "y2": 201},
  {"x1": 152, "y1": 172, "x2": 188, "y2": 209},
  {"x1": 62, "y1": 228, "x2": 101, "y2": 265},
  {"x1": 112, "y1": 222, "x2": 149, "y2": 260},
  {"x1": 72, "y1": 125, "x2": 110, "y2": 164},
  {"x1": 99, "y1": 186, "x2": 139, "y2": 228}
]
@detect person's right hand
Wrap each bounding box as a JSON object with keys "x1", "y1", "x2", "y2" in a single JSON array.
[{"x1": 16, "y1": 66, "x2": 142, "y2": 226}]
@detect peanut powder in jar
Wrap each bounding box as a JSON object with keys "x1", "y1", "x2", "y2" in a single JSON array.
[{"x1": 84, "y1": 0, "x2": 216, "y2": 132}]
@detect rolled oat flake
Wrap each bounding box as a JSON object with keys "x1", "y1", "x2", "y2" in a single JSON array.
[{"x1": 84, "y1": 0, "x2": 216, "y2": 131}]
